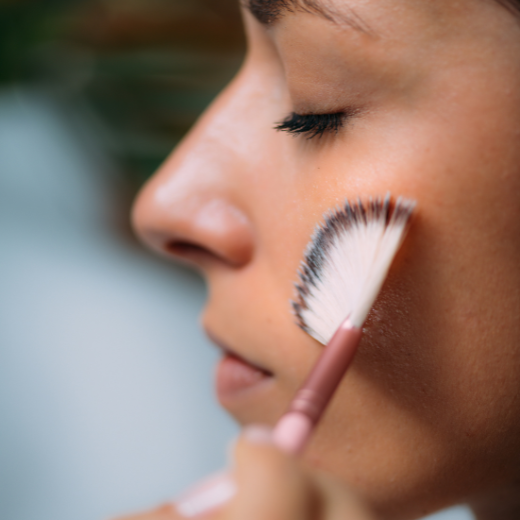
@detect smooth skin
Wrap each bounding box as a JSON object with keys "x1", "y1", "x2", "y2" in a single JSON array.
[{"x1": 130, "y1": 0, "x2": 520, "y2": 518}]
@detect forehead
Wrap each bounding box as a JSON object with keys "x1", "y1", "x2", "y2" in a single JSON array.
[
  {"x1": 244, "y1": 0, "x2": 515, "y2": 33},
  {"x1": 246, "y1": 0, "x2": 520, "y2": 104},
  {"x1": 246, "y1": 0, "x2": 520, "y2": 65}
]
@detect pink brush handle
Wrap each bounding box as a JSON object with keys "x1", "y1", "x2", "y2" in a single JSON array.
[{"x1": 272, "y1": 319, "x2": 362, "y2": 454}]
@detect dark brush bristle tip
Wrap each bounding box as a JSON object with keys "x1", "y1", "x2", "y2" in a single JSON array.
[{"x1": 292, "y1": 195, "x2": 415, "y2": 342}]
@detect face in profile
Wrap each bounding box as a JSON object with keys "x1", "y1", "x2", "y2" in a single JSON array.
[{"x1": 133, "y1": 0, "x2": 520, "y2": 518}]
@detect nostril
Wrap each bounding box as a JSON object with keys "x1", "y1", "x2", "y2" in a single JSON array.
[
  {"x1": 164, "y1": 239, "x2": 251, "y2": 267},
  {"x1": 165, "y1": 240, "x2": 210, "y2": 258},
  {"x1": 165, "y1": 240, "x2": 227, "y2": 265}
]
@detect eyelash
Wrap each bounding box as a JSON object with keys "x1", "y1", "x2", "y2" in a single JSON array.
[{"x1": 275, "y1": 112, "x2": 347, "y2": 139}]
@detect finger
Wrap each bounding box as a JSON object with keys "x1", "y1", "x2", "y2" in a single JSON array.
[
  {"x1": 112, "y1": 504, "x2": 180, "y2": 520},
  {"x1": 226, "y1": 425, "x2": 318, "y2": 520},
  {"x1": 175, "y1": 472, "x2": 237, "y2": 518},
  {"x1": 313, "y1": 473, "x2": 376, "y2": 520}
]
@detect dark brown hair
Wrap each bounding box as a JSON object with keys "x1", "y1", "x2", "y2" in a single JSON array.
[{"x1": 497, "y1": 0, "x2": 520, "y2": 14}]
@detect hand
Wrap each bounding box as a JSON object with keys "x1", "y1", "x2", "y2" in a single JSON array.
[{"x1": 113, "y1": 426, "x2": 376, "y2": 520}]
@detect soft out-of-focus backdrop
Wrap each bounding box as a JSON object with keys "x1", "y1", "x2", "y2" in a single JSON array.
[
  {"x1": 0, "y1": 2, "x2": 242, "y2": 519},
  {"x1": 0, "y1": 2, "x2": 472, "y2": 519}
]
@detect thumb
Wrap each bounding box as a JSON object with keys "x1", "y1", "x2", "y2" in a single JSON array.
[{"x1": 225, "y1": 425, "x2": 317, "y2": 520}]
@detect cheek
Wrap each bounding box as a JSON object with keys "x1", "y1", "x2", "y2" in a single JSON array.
[{"x1": 251, "y1": 75, "x2": 520, "y2": 491}]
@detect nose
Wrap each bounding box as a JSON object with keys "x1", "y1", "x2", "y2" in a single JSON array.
[{"x1": 132, "y1": 90, "x2": 255, "y2": 270}]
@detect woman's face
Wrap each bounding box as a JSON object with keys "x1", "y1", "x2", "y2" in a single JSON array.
[{"x1": 133, "y1": 1, "x2": 520, "y2": 518}]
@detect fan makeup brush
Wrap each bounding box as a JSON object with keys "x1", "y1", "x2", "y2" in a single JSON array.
[
  {"x1": 273, "y1": 194, "x2": 415, "y2": 453},
  {"x1": 175, "y1": 194, "x2": 415, "y2": 517}
]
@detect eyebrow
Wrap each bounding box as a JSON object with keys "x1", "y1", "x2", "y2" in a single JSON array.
[{"x1": 242, "y1": 0, "x2": 373, "y2": 34}]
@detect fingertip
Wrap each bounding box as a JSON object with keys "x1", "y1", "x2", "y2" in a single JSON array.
[
  {"x1": 233, "y1": 424, "x2": 298, "y2": 482},
  {"x1": 233, "y1": 424, "x2": 277, "y2": 463},
  {"x1": 241, "y1": 424, "x2": 273, "y2": 445}
]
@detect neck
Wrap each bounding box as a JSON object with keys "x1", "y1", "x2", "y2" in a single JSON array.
[{"x1": 470, "y1": 484, "x2": 520, "y2": 520}]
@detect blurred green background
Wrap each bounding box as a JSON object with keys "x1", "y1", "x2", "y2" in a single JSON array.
[
  {"x1": 0, "y1": 4, "x2": 246, "y2": 520},
  {"x1": 1, "y1": 0, "x2": 245, "y2": 189}
]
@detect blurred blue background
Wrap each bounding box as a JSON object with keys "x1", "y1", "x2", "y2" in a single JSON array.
[{"x1": 0, "y1": 2, "x2": 473, "y2": 519}]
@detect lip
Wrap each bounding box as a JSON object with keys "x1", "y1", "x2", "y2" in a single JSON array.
[{"x1": 206, "y1": 330, "x2": 274, "y2": 404}]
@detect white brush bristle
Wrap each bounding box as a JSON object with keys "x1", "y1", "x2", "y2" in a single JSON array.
[{"x1": 292, "y1": 194, "x2": 415, "y2": 345}]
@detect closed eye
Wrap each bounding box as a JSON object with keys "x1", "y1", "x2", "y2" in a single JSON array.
[{"x1": 275, "y1": 111, "x2": 354, "y2": 139}]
